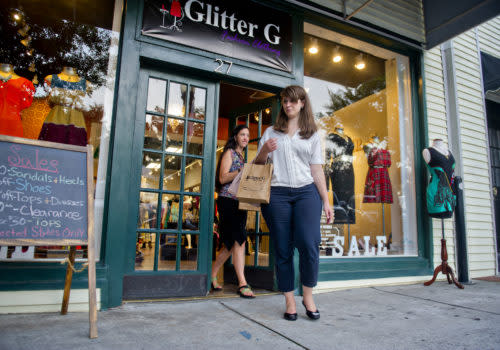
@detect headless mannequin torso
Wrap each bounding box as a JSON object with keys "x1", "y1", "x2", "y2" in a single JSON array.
[
  {"x1": 0, "y1": 63, "x2": 21, "y2": 81},
  {"x1": 0, "y1": 63, "x2": 35, "y2": 137},
  {"x1": 422, "y1": 139, "x2": 449, "y2": 163},
  {"x1": 44, "y1": 66, "x2": 82, "y2": 85}
]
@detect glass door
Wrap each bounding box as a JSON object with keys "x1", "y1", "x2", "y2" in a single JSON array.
[{"x1": 126, "y1": 68, "x2": 216, "y2": 298}]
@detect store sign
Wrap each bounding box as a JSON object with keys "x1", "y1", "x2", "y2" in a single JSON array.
[{"x1": 142, "y1": 0, "x2": 293, "y2": 72}]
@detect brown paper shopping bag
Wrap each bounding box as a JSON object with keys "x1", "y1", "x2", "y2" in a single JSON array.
[
  {"x1": 236, "y1": 163, "x2": 273, "y2": 204},
  {"x1": 238, "y1": 200, "x2": 261, "y2": 212}
]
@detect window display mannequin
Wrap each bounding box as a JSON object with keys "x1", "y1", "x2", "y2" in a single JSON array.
[
  {"x1": 363, "y1": 135, "x2": 380, "y2": 155},
  {"x1": 422, "y1": 139, "x2": 463, "y2": 289},
  {"x1": 363, "y1": 135, "x2": 393, "y2": 204},
  {"x1": 38, "y1": 66, "x2": 88, "y2": 146},
  {"x1": 0, "y1": 63, "x2": 35, "y2": 137},
  {"x1": 422, "y1": 139, "x2": 456, "y2": 218},
  {"x1": 324, "y1": 125, "x2": 355, "y2": 223}
]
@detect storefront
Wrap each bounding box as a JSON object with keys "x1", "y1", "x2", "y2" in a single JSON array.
[{"x1": 4, "y1": 0, "x2": 492, "y2": 311}]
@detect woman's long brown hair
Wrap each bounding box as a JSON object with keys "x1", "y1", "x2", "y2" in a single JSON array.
[{"x1": 273, "y1": 85, "x2": 317, "y2": 139}]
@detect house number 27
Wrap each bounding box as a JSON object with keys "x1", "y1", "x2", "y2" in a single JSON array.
[{"x1": 214, "y1": 59, "x2": 233, "y2": 74}]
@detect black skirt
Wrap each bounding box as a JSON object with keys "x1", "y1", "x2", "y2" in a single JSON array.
[{"x1": 217, "y1": 196, "x2": 248, "y2": 250}]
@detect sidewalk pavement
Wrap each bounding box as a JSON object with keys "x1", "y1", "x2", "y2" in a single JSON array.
[{"x1": 0, "y1": 279, "x2": 499, "y2": 350}]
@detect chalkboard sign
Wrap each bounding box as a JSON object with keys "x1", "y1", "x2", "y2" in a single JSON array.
[
  {"x1": 0, "y1": 136, "x2": 92, "y2": 246},
  {"x1": 0, "y1": 136, "x2": 98, "y2": 338}
]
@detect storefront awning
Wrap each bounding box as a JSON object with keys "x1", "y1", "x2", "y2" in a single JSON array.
[
  {"x1": 424, "y1": 0, "x2": 500, "y2": 49},
  {"x1": 482, "y1": 52, "x2": 500, "y2": 103},
  {"x1": 288, "y1": 0, "x2": 499, "y2": 49}
]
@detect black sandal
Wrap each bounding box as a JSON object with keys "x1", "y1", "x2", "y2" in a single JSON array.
[
  {"x1": 237, "y1": 285, "x2": 255, "y2": 298},
  {"x1": 211, "y1": 277, "x2": 222, "y2": 291}
]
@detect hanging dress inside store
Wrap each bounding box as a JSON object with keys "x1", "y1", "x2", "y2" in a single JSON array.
[
  {"x1": 325, "y1": 132, "x2": 356, "y2": 223},
  {"x1": 363, "y1": 148, "x2": 393, "y2": 203},
  {"x1": 425, "y1": 147, "x2": 456, "y2": 218},
  {"x1": 38, "y1": 74, "x2": 87, "y2": 146},
  {"x1": 21, "y1": 97, "x2": 51, "y2": 139},
  {"x1": 0, "y1": 76, "x2": 35, "y2": 137}
]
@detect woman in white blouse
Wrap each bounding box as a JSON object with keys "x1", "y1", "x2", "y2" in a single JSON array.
[{"x1": 255, "y1": 85, "x2": 333, "y2": 321}]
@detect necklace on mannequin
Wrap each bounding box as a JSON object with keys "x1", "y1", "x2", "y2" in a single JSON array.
[
  {"x1": 431, "y1": 139, "x2": 449, "y2": 156},
  {"x1": 0, "y1": 63, "x2": 14, "y2": 82},
  {"x1": 0, "y1": 74, "x2": 12, "y2": 83},
  {"x1": 335, "y1": 127, "x2": 348, "y2": 140}
]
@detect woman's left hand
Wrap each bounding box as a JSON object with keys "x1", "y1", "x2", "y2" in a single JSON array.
[{"x1": 323, "y1": 200, "x2": 334, "y2": 224}]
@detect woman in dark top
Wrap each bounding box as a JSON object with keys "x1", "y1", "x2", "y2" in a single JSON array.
[{"x1": 211, "y1": 125, "x2": 255, "y2": 298}]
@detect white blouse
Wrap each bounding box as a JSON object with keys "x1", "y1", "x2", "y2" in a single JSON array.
[{"x1": 258, "y1": 127, "x2": 324, "y2": 188}]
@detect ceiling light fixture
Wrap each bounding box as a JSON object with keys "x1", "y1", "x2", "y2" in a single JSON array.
[
  {"x1": 354, "y1": 53, "x2": 366, "y2": 70},
  {"x1": 308, "y1": 38, "x2": 318, "y2": 54},
  {"x1": 332, "y1": 46, "x2": 342, "y2": 63},
  {"x1": 11, "y1": 8, "x2": 25, "y2": 23}
]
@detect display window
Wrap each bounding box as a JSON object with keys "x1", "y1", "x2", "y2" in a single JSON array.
[
  {"x1": 0, "y1": 1, "x2": 122, "y2": 261},
  {"x1": 304, "y1": 23, "x2": 418, "y2": 258}
]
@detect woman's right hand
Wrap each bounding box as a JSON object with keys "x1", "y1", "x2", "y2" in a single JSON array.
[
  {"x1": 254, "y1": 138, "x2": 278, "y2": 164},
  {"x1": 262, "y1": 138, "x2": 278, "y2": 153}
]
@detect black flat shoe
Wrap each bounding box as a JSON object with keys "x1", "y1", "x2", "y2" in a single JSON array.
[
  {"x1": 302, "y1": 301, "x2": 320, "y2": 320},
  {"x1": 284, "y1": 312, "x2": 298, "y2": 321}
]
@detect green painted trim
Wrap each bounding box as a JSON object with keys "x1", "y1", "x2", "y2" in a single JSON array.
[
  {"x1": 292, "y1": 16, "x2": 305, "y2": 85},
  {"x1": 318, "y1": 256, "x2": 433, "y2": 281},
  {"x1": 104, "y1": 0, "x2": 144, "y2": 308},
  {"x1": 205, "y1": 82, "x2": 220, "y2": 292},
  {"x1": 0, "y1": 263, "x2": 108, "y2": 289},
  {"x1": 416, "y1": 52, "x2": 433, "y2": 265}
]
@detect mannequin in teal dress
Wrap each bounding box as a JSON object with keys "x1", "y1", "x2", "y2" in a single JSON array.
[
  {"x1": 422, "y1": 139, "x2": 456, "y2": 218},
  {"x1": 422, "y1": 139, "x2": 464, "y2": 289}
]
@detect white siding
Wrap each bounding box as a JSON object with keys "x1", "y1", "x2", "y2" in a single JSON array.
[
  {"x1": 452, "y1": 28, "x2": 496, "y2": 278},
  {"x1": 0, "y1": 289, "x2": 101, "y2": 313},
  {"x1": 477, "y1": 16, "x2": 500, "y2": 58},
  {"x1": 423, "y1": 47, "x2": 457, "y2": 271}
]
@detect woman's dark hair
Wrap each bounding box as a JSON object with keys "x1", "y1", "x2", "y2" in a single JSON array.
[
  {"x1": 215, "y1": 125, "x2": 249, "y2": 192},
  {"x1": 274, "y1": 85, "x2": 317, "y2": 139}
]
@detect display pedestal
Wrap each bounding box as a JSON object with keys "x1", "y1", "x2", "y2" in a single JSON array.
[{"x1": 424, "y1": 219, "x2": 464, "y2": 289}]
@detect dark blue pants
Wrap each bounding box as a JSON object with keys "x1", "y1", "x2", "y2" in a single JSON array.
[{"x1": 261, "y1": 184, "x2": 322, "y2": 292}]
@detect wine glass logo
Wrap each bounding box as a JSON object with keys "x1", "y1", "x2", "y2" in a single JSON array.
[{"x1": 160, "y1": 1, "x2": 184, "y2": 32}]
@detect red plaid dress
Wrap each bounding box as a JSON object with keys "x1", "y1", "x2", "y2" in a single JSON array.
[{"x1": 363, "y1": 149, "x2": 393, "y2": 203}]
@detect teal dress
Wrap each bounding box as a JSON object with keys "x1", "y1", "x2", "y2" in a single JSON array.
[{"x1": 425, "y1": 147, "x2": 456, "y2": 218}]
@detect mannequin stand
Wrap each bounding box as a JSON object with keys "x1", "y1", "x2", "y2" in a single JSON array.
[
  {"x1": 347, "y1": 222, "x2": 351, "y2": 245},
  {"x1": 381, "y1": 203, "x2": 386, "y2": 236},
  {"x1": 424, "y1": 218, "x2": 464, "y2": 289}
]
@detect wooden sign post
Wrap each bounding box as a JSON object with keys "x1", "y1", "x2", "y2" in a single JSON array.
[{"x1": 0, "y1": 135, "x2": 97, "y2": 338}]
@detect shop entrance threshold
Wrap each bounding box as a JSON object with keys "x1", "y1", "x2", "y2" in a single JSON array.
[{"x1": 123, "y1": 285, "x2": 277, "y2": 304}]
